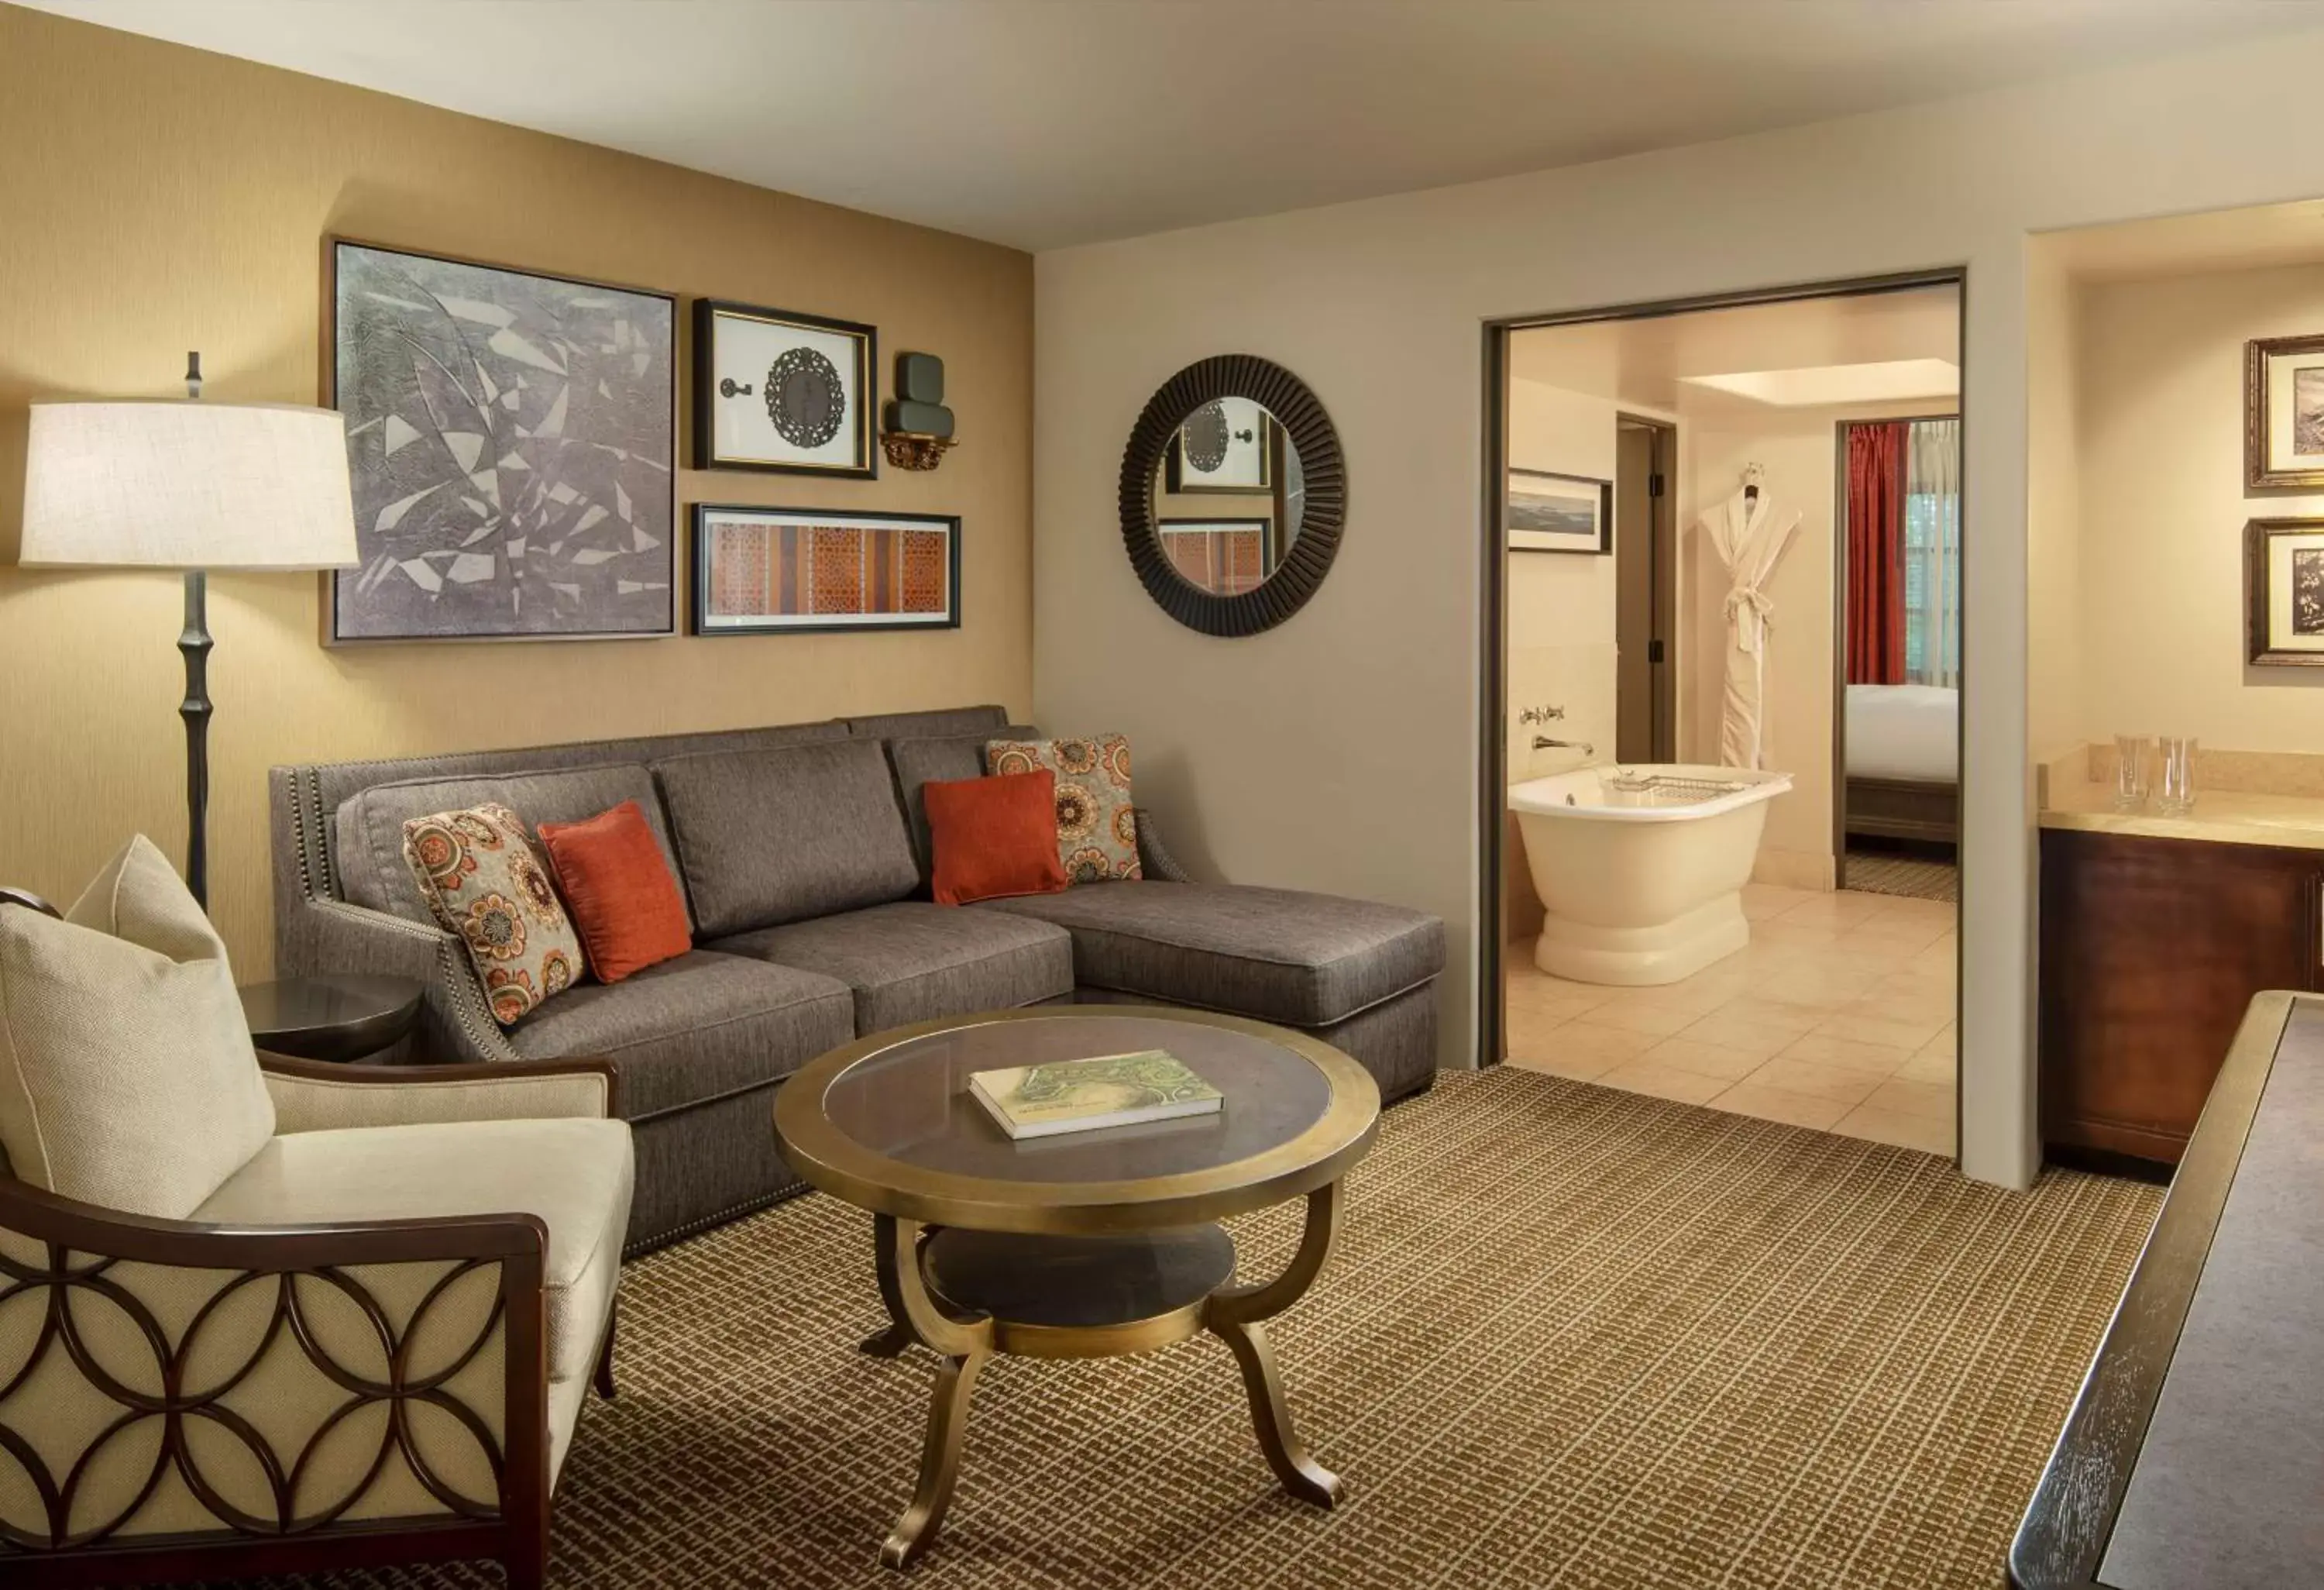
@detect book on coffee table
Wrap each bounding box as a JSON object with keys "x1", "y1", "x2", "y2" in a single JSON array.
[{"x1": 969, "y1": 1049, "x2": 1223, "y2": 1140}]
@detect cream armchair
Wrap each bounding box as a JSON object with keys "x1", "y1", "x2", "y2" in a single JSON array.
[{"x1": 0, "y1": 846, "x2": 631, "y2": 1590}]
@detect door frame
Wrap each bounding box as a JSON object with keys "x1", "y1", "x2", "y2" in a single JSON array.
[
  {"x1": 1614, "y1": 411, "x2": 1679, "y2": 763},
  {"x1": 1479, "y1": 268, "x2": 1967, "y2": 1093}
]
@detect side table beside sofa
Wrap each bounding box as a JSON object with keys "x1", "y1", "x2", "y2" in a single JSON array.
[{"x1": 269, "y1": 705, "x2": 1446, "y2": 1256}]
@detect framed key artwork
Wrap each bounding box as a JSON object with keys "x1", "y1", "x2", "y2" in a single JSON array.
[{"x1": 693, "y1": 299, "x2": 878, "y2": 478}]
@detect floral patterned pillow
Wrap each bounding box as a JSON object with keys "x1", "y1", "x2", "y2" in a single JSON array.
[
  {"x1": 401, "y1": 803, "x2": 584, "y2": 1026},
  {"x1": 985, "y1": 735, "x2": 1141, "y2": 885}
]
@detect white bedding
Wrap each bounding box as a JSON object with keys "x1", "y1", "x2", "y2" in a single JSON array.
[{"x1": 1845, "y1": 684, "x2": 1958, "y2": 782}]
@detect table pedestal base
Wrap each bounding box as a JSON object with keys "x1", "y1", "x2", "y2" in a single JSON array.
[{"x1": 865, "y1": 1182, "x2": 1344, "y2": 1569}]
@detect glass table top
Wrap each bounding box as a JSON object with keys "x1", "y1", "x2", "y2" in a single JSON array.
[{"x1": 819, "y1": 1013, "x2": 1335, "y2": 1189}]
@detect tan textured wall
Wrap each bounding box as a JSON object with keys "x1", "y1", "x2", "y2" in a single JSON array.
[{"x1": 0, "y1": 6, "x2": 1033, "y2": 974}]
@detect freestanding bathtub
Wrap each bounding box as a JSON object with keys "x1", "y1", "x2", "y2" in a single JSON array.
[{"x1": 1509, "y1": 765, "x2": 1793, "y2": 986}]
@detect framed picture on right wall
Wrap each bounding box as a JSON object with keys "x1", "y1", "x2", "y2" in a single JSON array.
[
  {"x1": 2244, "y1": 333, "x2": 2324, "y2": 487},
  {"x1": 2245, "y1": 516, "x2": 2324, "y2": 666}
]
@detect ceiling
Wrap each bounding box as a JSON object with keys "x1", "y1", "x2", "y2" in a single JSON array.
[
  {"x1": 2040, "y1": 198, "x2": 2324, "y2": 281},
  {"x1": 1510, "y1": 285, "x2": 1961, "y2": 414},
  {"x1": 19, "y1": 0, "x2": 2321, "y2": 251}
]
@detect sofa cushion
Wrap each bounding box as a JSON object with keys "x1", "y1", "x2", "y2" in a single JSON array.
[
  {"x1": 987, "y1": 735, "x2": 1142, "y2": 883},
  {"x1": 194, "y1": 1115, "x2": 633, "y2": 1389},
  {"x1": 504, "y1": 950, "x2": 854, "y2": 1122},
  {"x1": 885, "y1": 724, "x2": 1040, "y2": 879},
  {"x1": 652, "y1": 739, "x2": 919, "y2": 936},
  {"x1": 975, "y1": 882, "x2": 1446, "y2": 1028},
  {"x1": 336, "y1": 763, "x2": 682, "y2": 928},
  {"x1": 713, "y1": 901, "x2": 1074, "y2": 1033},
  {"x1": 0, "y1": 835, "x2": 275, "y2": 1219},
  {"x1": 402, "y1": 803, "x2": 585, "y2": 1026}
]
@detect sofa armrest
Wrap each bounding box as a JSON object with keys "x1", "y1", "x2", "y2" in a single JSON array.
[
  {"x1": 282, "y1": 895, "x2": 518, "y2": 1064},
  {"x1": 260, "y1": 1052, "x2": 621, "y2": 1131},
  {"x1": 0, "y1": 1173, "x2": 552, "y2": 1559},
  {"x1": 1132, "y1": 807, "x2": 1197, "y2": 883}
]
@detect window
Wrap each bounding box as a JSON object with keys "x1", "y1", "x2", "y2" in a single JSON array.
[{"x1": 1902, "y1": 418, "x2": 1960, "y2": 688}]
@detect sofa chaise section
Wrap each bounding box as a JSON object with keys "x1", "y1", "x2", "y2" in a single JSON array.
[{"x1": 976, "y1": 881, "x2": 1444, "y2": 1101}]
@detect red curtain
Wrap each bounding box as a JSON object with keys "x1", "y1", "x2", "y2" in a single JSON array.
[{"x1": 1845, "y1": 422, "x2": 1908, "y2": 685}]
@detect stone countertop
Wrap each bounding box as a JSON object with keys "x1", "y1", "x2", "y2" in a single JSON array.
[{"x1": 2040, "y1": 783, "x2": 2324, "y2": 852}]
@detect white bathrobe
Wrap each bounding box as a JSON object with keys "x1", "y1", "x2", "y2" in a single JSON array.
[{"x1": 1703, "y1": 490, "x2": 1802, "y2": 771}]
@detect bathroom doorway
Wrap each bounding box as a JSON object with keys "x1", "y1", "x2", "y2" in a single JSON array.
[
  {"x1": 1834, "y1": 415, "x2": 1961, "y2": 904},
  {"x1": 1615, "y1": 414, "x2": 1678, "y2": 763},
  {"x1": 1483, "y1": 274, "x2": 1965, "y2": 1158}
]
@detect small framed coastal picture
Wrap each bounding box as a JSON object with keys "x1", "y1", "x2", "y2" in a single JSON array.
[
  {"x1": 692, "y1": 504, "x2": 958, "y2": 635},
  {"x1": 1505, "y1": 468, "x2": 1611, "y2": 555},
  {"x1": 2245, "y1": 517, "x2": 2324, "y2": 666},
  {"x1": 2244, "y1": 334, "x2": 2324, "y2": 489}
]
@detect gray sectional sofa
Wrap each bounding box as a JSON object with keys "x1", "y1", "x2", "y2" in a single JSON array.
[{"x1": 268, "y1": 706, "x2": 1444, "y2": 1253}]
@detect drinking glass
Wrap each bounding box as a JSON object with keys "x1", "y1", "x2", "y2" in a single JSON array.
[
  {"x1": 2157, "y1": 737, "x2": 2198, "y2": 817},
  {"x1": 2112, "y1": 735, "x2": 2151, "y2": 812}
]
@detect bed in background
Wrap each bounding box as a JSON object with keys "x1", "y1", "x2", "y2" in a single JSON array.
[{"x1": 1844, "y1": 683, "x2": 1958, "y2": 845}]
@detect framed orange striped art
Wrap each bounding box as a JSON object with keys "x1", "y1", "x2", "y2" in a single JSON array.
[{"x1": 690, "y1": 504, "x2": 958, "y2": 635}]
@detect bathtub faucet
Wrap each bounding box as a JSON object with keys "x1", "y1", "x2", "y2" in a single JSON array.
[{"x1": 1532, "y1": 735, "x2": 1595, "y2": 755}]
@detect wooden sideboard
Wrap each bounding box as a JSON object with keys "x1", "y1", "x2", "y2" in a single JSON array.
[{"x1": 2038, "y1": 827, "x2": 2324, "y2": 1166}]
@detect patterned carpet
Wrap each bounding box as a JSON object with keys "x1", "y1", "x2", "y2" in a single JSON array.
[
  {"x1": 1844, "y1": 850, "x2": 1961, "y2": 903},
  {"x1": 273, "y1": 1069, "x2": 2155, "y2": 1590}
]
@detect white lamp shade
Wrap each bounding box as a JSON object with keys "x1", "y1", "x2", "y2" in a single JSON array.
[{"x1": 20, "y1": 400, "x2": 358, "y2": 570}]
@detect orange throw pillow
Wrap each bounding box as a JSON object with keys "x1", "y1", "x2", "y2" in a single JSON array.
[
  {"x1": 924, "y1": 770, "x2": 1071, "y2": 907},
  {"x1": 536, "y1": 800, "x2": 693, "y2": 983}
]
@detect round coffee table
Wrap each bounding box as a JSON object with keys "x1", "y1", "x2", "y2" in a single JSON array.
[{"x1": 773, "y1": 1005, "x2": 1380, "y2": 1569}]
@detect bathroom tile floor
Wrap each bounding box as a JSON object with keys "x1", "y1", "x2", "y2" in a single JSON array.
[{"x1": 1504, "y1": 883, "x2": 1958, "y2": 1155}]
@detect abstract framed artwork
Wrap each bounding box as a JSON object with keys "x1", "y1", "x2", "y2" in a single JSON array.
[
  {"x1": 1157, "y1": 517, "x2": 1274, "y2": 597},
  {"x1": 2245, "y1": 517, "x2": 2324, "y2": 666},
  {"x1": 327, "y1": 239, "x2": 678, "y2": 643},
  {"x1": 692, "y1": 504, "x2": 959, "y2": 635},
  {"x1": 1506, "y1": 468, "x2": 1611, "y2": 554},
  {"x1": 1165, "y1": 396, "x2": 1273, "y2": 493},
  {"x1": 2245, "y1": 334, "x2": 2324, "y2": 489},
  {"x1": 693, "y1": 299, "x2": 877, "y2": 478}
]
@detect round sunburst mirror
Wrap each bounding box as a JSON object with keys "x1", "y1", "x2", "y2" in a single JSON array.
[{"x1": 1117, "y1": 355, "x2": 1345, "y2": 637}]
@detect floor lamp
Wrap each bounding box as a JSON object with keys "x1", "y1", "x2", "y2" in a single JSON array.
[{"x1": 19, "y1": 356, "x2": 357, "y2": 908}]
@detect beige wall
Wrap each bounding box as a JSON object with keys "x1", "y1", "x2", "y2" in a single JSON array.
[
  {"x1": 1036, "y1": 21, "x2": 2324, "y2": 1189},
  {"x1": 1501, "y1": 377, "x2": 1621, "y2": 948},
  {"x1": 2068, "y1": 261, "x2": 2324, "y2": 751},
  {"x1": 0, "y1": 7, "x2": 1033, "y2": 975},
  {"x1": 2026, "y1": 248, "x2": 2087, "y2": 765},
  {"x1": 1505, "y1": 378, "x2": 1620, "y2": 784}
]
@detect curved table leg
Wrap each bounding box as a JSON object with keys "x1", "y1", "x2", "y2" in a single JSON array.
[
  {"x1": 882, "y1": 1348, "x2": 988, "y2": 1569},
  {"x1": 1204, "y1": 1181, "x2": 1346, "y2": 1509},
  {"x1": 862, "y1": 1217, "x2": 943, "y2": 1356},
  {"x1": 871, "y1": 1214, "x2": 994, "y2": 1569}
]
